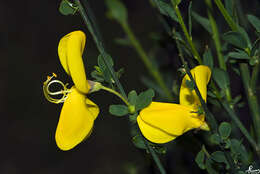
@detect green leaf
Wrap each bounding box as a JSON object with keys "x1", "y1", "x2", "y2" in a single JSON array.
[
  {"x1": 212, "y1": 68, "x2": 230, "y2": 90},
  {"x1": 128, "y1": 90, "x2": 138, "y2": 105},
  {"x1": 132, "y1": 135, "x2": 146, "y2": 149},
  {"x1": 225, "y1": 0, "x2": 233, "y2": 18},
  {"x1": 251, "y1": 38, "x2": 260, "y2": 56},
  {"x1": 247, "y1": 14, "x2": 260, "y2": 32},
  {"x1": 185, "y1": 80, "x2": 195, "y2": 91},
  {"x1": 97, "y1": 54, "x2": 114, "y2": 83},
  {"x1": 219, "y1": 122, "x2": 232, "y2": 139},
  {"x1": 109, "y1": 105, "x2": 129, "y2": 116},
  {"x1": 154, "y1": 0, "x2": 178, "y2": 22},
  {"x1": 136, "y1": 89, "x2": 155, "y2": 111},
  {"x1": 210, "y1": 133, "x2": 222, "y2": 145},
  {"x1": 105, "y1": 0, "x2": 128, "y2": 24},
  {"x1": 227, "y1": 50, "x2": 250, "y2": 60},
  {"x1": 203, "y1": 48, "x2": 214, "y2": 69},
  {"x1": 205, "y1": 159, "x2": 218, "y2": 174},
  {"x1": 172, "y1": 0, "x2": 182, "y2": 5},
  {"x1": 192, "y1": 11, "x2": 212, "y2": 34},
  {"x1": 129, "y1": 113, "x2": 138, "y2": 123},
  {"x1": 211, "y1": 151, "x2": 229, "y2": 169},
  {"x1": 91, "y1": 71, "x2": 104, "y2": 82},
  {"x1": 59, "y1": 0, "x2": 77, "y2": 16},
  {"x1": 188, "y1": 2, "x2": 192, "y2": 36},
  {"x1": 222, "y1": 31, "x2": 248, "y2": 49},
  {"x1": 195, "y1": 149, "x2": 206, "y2": 169},
  {"x1": 230, "y1": 139, "x2": 249, "y2": 165}
]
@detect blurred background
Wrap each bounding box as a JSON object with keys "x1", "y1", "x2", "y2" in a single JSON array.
[{"x1": 3, "y1": 0, "x2": 260, "y2": 173}]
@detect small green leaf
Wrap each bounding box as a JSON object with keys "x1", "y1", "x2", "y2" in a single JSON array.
[
  {"x1": 219, "y1": 122, "x2": 232, "y2": 139},
  {"x1": 172, "y1": 0, "x2": 182, "y2": 5},
  {"x1": 192, "y1": 11, "x2": 212, "y2": 34},
  {"x1": 225, "y1": 0, "x2": 234, "y2": 18},
  {"x1": 132, "y1": 135, "x2": 146, "y2": 149},
  {"x1": 105, "y1": 0, "x2": 128, "y2": 24},
  {"x1": 205, "y1": 159, "x2": 218, "y2": 174},
  {"x1": 212, "y1": 68, "x2": 230, "y2": 90},
  {"x1": 185, "y1": 80, "x2": 195, "y2": 91},
  {"x1": 97, "y1": 54, "x2": 114, "y2": 83},
  {"x1": 91, "y1": 71, "x2": 104, "y2": 82},
  {"x1": 211, "y1": 151, "x2": 228, "y2": 169},
  {"x1": 251, "y1": 38, "x2": 260, "y2": 56},
  {"x1": 128, "y1": 90, "x2": 138, "y2": 105},
  {"x1": 203, "y1": 48, "x2": 214, "y2": 69},
  {"x1": 129, "y1": 113, "x2": 138, "y2": 123},
  {"x1": 210, "y1": 133, "x2": 222, "y2": 145},
  {"x1": 109, "y1": 105, "x2": 129, "y2": 116},
  {"x1": 154, "y1": 0, "x2": 178, "y2": 22},
  {"x1": 136, "y1": 89, "x2": 155, "y2": 111},
  {"x1": 116, "y1": 68, "x2": 124, "y2": 79},
  {"x1": 195, "y1": 149, "x2": 206, "y2": 169},
  {"x1": 59, "y1": 0, "x2": 77, "y2": 16},
  {"x1": 223, "y1": 31, "x2": 248, "y2": 49},
  {"x1": 227, "y1": 50, "x2": 250, "y2": 60},
  {"x1": 247, "y1": 14, "x2": 260, "y2": 32}
]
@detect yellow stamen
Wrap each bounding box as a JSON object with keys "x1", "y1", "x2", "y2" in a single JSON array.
[{"x1": 43, "y1": 73, "x2": 71, "y2": 104}]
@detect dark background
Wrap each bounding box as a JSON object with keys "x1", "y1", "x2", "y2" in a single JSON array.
[{"x1": 3, "y1": 0, "x2": 260, "y2": 174}]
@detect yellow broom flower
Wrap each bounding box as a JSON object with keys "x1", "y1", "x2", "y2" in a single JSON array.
[
  {"x1": 44, "y1": 31, "x2": 99, "y2": 151},
  {"x1": 137, "y1": 65, "x2": 211, "y2": 144}
]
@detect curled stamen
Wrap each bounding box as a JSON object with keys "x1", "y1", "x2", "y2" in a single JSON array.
[{"x1": 43, "y1": 73, "x2": 71, "y2": 104}]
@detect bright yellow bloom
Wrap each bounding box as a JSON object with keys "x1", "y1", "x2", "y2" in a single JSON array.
[
  {"x1": 55, "y1": 30, "x2": 99, "y2": 151},
  {"x1": 137, "y1": 65, "x2": 211, "y2": 144}
]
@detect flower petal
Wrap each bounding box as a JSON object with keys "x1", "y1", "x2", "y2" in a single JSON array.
[
  {"x1": 180, "y1": 65, "x2": 211, "y2": 108},
  {"x1": 55, "y1": 87, "x2": 99, "y2": 151},
  {"x1": 58, "y1": 31, "x2": 90, "y2": 94},
  {"x1": 137, "y1": 102, "x2": 205, "y2": 144}
]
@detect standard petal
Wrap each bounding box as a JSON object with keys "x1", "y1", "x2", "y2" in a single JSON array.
[
  {"x1": 137, "y1": 102, "x2": 205, "y2": 144},
  {"x1": 179, "y1": 65, "x2": 211, "y2": 108},
  {"x1": 55, "y1": 87, "x2": 99, "y2": 151},
  {"x1": 58, "y1": 31, "x2": 90, "y2": 94}
]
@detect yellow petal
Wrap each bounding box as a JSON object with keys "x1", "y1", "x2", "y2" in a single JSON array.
[
  {"x1": 179, "y1": 65, "x2": 211, "y2": 108},
  {"x1": 55, "y1": 87, "x2": 99, "y2": 151},
  {"x1": 58, "y1": 31, "x2": 90, "y2": 94},
  {"x1": 137, "y1": 102, "x2": 205, "y2": 144}
]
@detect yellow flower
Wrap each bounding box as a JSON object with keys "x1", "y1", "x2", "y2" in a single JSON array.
[
  {"x1": 44, "y1": 31, "x2": 99, "y2": 151},
  {"x1": 137, "y1": 65, "x2": 211, "y2": 144}
]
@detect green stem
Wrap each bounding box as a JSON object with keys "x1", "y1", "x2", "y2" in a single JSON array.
[
  {"x1": 143, "y1": 139, "x2": 166, "y2": 174},
  {"x1": 171, "y1": 0, "x2": 202, "y2": 64},
  {"x1": 75, "y1": 0, "x2": 127, "y2": 99},
  {"x1": 214, "y1": 0, "x2": 260, "y2": 146},
  {"x1": 221, "y1": 101, "x2": 260, "y2": 155},
  {"x1": 240, "y1": 63, "x2": 260, "y2": 145},
  {"x1": 205, "y1": 0, "x2": 232, "y2": 102},
  {"x1": 175, "y1": 38, "x2": 237, "y2": 173},
  {"x1": 100, "y1": 85, "x2": 131, "y2": 106},
  {"x1": 175, "y1": 35, "x2": 218, "y2": 132},
  {"x1": 120, "y1": 22, "x2": 174, "y2": 101},
  {"x1": 214, "y1": 0, "x2": 238, "y2": 31},
  {"x1": 74, "y1": 1, "x2": 167, "y2": 173},
  {"x1": 250, "y1": 62, "x2": 260, "y2": 92}
]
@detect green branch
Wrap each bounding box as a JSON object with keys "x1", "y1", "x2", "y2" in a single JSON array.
[
  {"x1": 74, "y1": 0, "x2": 167, "y2": 173},
  {"x1": 170, "y1": 0, "x2": 202, "y2": 64}
]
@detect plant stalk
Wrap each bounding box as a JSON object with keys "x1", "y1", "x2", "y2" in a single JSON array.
[
  {"x1": 74, "y1": 0, "x2": 167, "y2": 173},
  {"x1": 120, "y1": 22, "x2": 174, "y2": 101},
  {"x1": 170, "y1": 0, "x2": 202, "y2": 64},
  {"x1": 205, "y1": 0, "x2": 232, "y2": 102}
]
